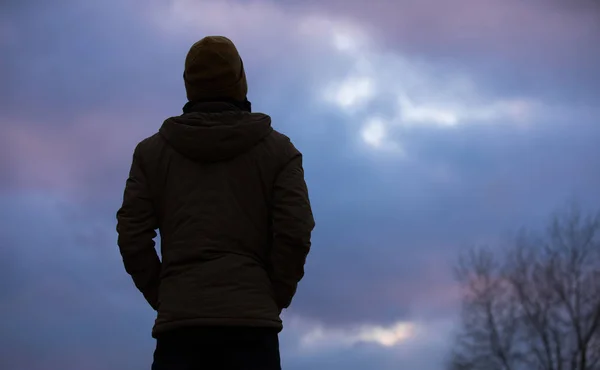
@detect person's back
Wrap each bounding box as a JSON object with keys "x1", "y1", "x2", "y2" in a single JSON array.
[{"x1": 116, "y1": 36, "x2": 315, "y2": 370}]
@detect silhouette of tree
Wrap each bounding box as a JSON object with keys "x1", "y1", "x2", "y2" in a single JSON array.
[{"x1": 448, "y1": 205, "x2": 600, "y2": 370}]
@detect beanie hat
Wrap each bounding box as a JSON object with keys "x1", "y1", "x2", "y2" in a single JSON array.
[{"x1": 183, "y1": 36, "x2": 248, "y2": 102}]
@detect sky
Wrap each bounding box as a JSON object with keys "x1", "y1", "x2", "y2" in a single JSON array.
[{"x1": 1, "y1": 0, "x2": 599, "y2": 369}]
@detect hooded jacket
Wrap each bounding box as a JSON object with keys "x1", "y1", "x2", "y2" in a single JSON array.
[{"x1": 116, "y1": 101, "x2": 315, "y2": 337}]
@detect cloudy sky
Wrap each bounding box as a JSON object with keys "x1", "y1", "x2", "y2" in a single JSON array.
[{"x1": 1, "y1": 0, "x2": 599, "y2": 369}]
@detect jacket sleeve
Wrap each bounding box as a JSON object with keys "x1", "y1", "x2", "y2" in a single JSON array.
[
  {"x1": 116, "y1": 143, "x2": 161, "y2": 310},
  {"x1": 269, "y1": 153, "x2": 315, "y2": 311}
]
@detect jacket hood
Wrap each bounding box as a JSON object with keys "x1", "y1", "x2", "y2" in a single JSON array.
[{"x1": 159, "y1": 103, "x2": 273, "y2": 163}]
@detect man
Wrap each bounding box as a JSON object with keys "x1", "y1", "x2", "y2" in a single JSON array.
[{"x1": 116, "y1": 36, "x2": 315, "y2": 370}]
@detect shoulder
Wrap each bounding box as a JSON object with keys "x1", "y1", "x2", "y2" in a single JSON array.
[
  {"x1": 130, "y1": 133, "x2": 167, "y2": 173},
  {"x1": 264, "y1": 129, "x2": 301, "y2": 159},
  {"x1": 135, "y1": 133, "x2": 163, "y2": 153},
  {"x1": 131, "y1": 133, "x2": 168, "y2": 162}
]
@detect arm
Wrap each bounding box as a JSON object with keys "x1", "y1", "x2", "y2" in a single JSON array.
[
  {"x1": 116, "y1": 144, "x2": 161, "y2": 310},
  {"x1": 270, "y1": 153, "x2": 315, "y2": 311}
]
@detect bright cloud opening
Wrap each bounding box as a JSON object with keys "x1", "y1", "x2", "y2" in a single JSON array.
[
  {"x1": 361, "y1": 118, "x2": 387, "y2": 147},
  {"x1": 314, "y1": 19, "x2": 541, "y2": 151},
  {"x1": 398, "y1": 94, "x2": 536, "y2": 127},
  {"x1": 299, "y1": 321, "x2": 416, "y2": 350},
  {"x1": 398, "y1": 94, "x2": 460, "y2": 126},
  {"x1": 325, "y1": 76, "x2": 375, "y2": 110}
]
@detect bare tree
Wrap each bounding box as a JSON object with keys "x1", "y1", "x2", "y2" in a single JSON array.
[{"x1": 448, "y1": 205, "x2": 600, "y2": 370}]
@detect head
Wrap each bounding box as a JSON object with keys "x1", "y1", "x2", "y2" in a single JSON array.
[{"x1": 183, "y1": 36, "x2": 248, "y2": 103}]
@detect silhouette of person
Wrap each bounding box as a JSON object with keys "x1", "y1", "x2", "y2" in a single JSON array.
[{"x1": 116, "y1": 36, "x2": 315, "y2": 370}]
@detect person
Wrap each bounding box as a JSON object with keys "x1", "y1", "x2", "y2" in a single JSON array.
[{"x1": 116, "y1": 36, "x2": 315, "y2": 370}]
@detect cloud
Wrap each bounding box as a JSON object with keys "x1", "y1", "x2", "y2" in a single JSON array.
[
  {"x1": 147, "y1": 0, "x2": 304, "y2": 60},
  {"x1": 2, "y1": 1, "x2": 600, "y2": 370},
  {"x1": 290, "y1": 0, "x2": 600, "y2": 68},
  {"x1": 310, "y1": 24, "x2": 544, "y2": 151},
  {"x1": 281, "y1": 0, "x2": 600, "y2": 106},
  {"x1": 0, "y1": 193, "x2": 156, "y2": 370},
  {"x1": 281, "y1": 314, "x2": 457, "y2": 370},
  {"x1": 324, "y1": 76, "x2": 376, "y2": 111},
  {"x1": 298, "y1": 320, "x2": 416, "y2": 349},
  {"x1": 1, "y1": 111, "x2": 156, "y2": 197},
  {"x1": 0, "y1": 0, "x2": 185, "y2": 121},
  {"x1": 360, "y1": 117, "x2": 400, "y2": 153}
]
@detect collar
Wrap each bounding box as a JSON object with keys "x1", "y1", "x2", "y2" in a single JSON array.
[{"x1": 183, "y1": 98, "x2": 252, "y2": 114}]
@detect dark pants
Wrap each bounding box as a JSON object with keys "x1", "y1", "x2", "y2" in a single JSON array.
[{"x1": 151, "y1": 327, "x2": 282, "y2": 370}]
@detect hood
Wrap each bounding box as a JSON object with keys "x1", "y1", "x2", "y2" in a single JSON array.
[{"x1": 159, "y1": 103, "x2": 273, "y2": 163}]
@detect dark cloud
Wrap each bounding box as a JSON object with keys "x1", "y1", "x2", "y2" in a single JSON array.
[
  {"x1": 0, "y1": 195, "x2": 155, "y2": 370},
  {"x1": 0, "y1": 0, "x2": 184, "y2": 122}
]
